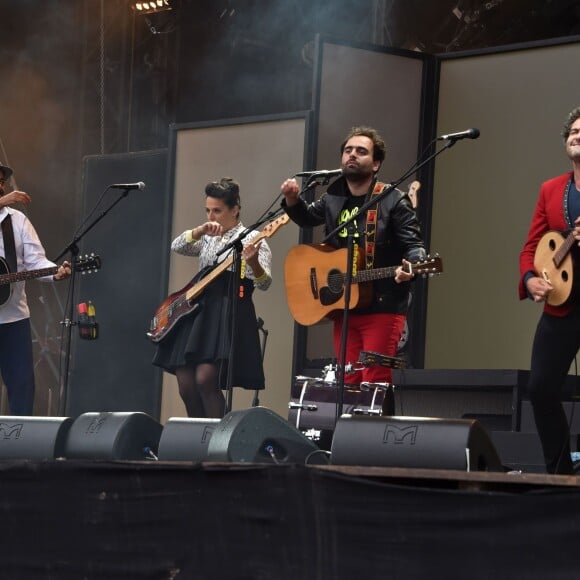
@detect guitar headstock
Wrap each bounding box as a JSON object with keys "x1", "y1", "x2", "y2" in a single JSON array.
[
  {"x1": 258, "y1": 214, "x2": 290, "y2": 240},
  {"x1": 410, "y1": 254, "x2": 443, "y2": 277},
  {"x1": 77, "y1": 254, "x2": 102, "y2": 274},
  {"x1": 407, "y1": 180, "x2": 420, "y2": 209}
]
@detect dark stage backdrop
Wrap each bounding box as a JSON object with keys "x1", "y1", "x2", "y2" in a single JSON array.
[{"x1": 66, "y1": 149, "x2": 170, "y2": 418}]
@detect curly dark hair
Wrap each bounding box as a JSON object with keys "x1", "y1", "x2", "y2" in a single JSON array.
[
  {"x1": 562, "y1": 107, "x2": 580, "y2": 141},
  {"x1": 204, "y1": 177, "x2": 241, "y2": 209},
  {"x1": 340, "y1": 126, "x2": 386, "y2": 163}
]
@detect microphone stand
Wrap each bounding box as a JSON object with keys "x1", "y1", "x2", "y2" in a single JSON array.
[
  {"x1": 216, "y1": 209, "x2": 284, "y2": 415},
  {"x1": 54, "y1": 186, "x2": 134, "y2": 416},
  {"x1": 323, "y1": 139, "x2": 458, "y2": 424},
  {"x1": 223, "y1": 239, "x2": 242, "y2": 416},
  {"x1": 252, "y1": 317, "x2": 268, "y2": 407}
]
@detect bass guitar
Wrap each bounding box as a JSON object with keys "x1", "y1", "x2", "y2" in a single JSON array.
[
  {"x1": 147, "y1": 214, "x2": 289, "y2": 343},
  {"x1": 0, "y1": 253, "x2": 102, "y2": 306},
  {"x1": 284, "y1": 244, "x2": 443, "y2": 326},
  {"x1": 533, "y1": 229, "x2": 578, "y2": 306}
]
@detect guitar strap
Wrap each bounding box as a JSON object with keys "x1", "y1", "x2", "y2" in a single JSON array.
[
  {"x1": 1, "y1": 214, "x2": 17, "y2": 273},
  {"x1": 563, "y1": 176, "x2": 574, "y2": 228},
  {"x1": 365, "y1": 181, "x2": 389, "y2": 269}
]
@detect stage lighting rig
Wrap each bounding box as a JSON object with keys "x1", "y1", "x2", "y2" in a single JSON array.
[{"x1": 133, "y1": 1, "x2": 172, "y2": 15}]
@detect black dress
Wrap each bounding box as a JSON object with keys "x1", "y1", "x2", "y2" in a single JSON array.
[{"x1": 152, "y1": 272, "x2": 265, "y2": 389}]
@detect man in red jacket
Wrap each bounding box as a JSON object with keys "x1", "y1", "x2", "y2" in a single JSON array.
[{"x1": 519, "y1": 106, "x2": 580, "y2": 474}]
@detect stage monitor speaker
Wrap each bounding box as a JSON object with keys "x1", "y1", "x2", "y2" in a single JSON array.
[
  {"x1": 207, "y1": 407, "x2": 328, "y2": 465},
  {"x1": 64, "y1": 412, "x2": 163, "y2": 460},
  {"x1": 330, "y1": 415, "x2": 503, "y2": 472},
  {"x1": 0, "y1": 416, "x2": 74, "y2": 460},
  {"x1": 157, "y1": 418, "x2": 221, "y2": 461}
]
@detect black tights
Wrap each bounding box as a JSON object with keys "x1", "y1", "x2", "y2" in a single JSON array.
[
  {"x1": 527, "y1": 309, "x2": 580, "y2": 474},
  {"x1": 175, "y1": 363, "x2": 225, "y2": 418}
]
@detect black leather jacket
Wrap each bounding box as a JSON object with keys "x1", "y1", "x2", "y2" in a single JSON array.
[{"x1": 283, "y1": 177, "x2": 426, "y2": 314}]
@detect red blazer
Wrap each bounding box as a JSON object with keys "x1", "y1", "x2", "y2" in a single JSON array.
[{"x1": 519, "y1": 171, "x2": 573, "y2": 317}]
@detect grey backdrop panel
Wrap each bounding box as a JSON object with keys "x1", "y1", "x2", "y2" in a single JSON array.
[{"x1": 67, "y1": 149, "x2": 170, "y2": 418}]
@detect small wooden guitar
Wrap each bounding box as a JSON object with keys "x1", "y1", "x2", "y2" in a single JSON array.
[
  {"x1": 147, "y1": 214, "x2": 289, "y2": 343},
  {"x1": 533, "y1": 230, "x2": 578, "y2": 306},
  {"x1": 0, "y1": 254, "x2": 102, "y2": 306},
  {"x1": 284, "y1": 244, "x2": 443, "y2": 326}
]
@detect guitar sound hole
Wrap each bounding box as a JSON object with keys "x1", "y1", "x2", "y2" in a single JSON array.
[
  {"x1": 562, "y1": 270, "x2": 569, "y2": 283},
  {"x1": 327, "y1": 269, "x2": 344, "y2": 293},
  {"x1": 549, "y1": 239, "x2": 556, "y2": 251}
]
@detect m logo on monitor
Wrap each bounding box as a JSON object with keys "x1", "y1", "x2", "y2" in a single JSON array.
[
  {"x1": 0, "y1": 422, "x2": 24, "y2": 440},
  {"x1": 383, "y1": 423, "x2": 419, "y2": 445}
]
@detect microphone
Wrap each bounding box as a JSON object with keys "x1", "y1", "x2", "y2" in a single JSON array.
[
  {"x1": 109, "y1": 182, "x2": 146, "y2": 190},
  {"x1": 294, "y1": 169, "x2": 342, "y2": 179},
  {"x1": 437, "y1": 128, "x2": 480, "y2": 141}
]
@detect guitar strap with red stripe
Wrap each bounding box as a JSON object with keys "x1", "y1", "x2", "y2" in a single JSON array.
[
  {"x1": 1, "y1": 214, "x2": 17, "y2": 273},
  {"x1": 364, "y1": 181, "x2": 389, "y2": 270}
]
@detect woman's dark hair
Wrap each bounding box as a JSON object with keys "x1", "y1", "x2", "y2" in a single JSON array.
[
  {"x1": 562, "y1": 107, "x2": 580, "y2": 141},
  {"x1": 205, "y1": 177, "x2": 241, "y2": 209}
]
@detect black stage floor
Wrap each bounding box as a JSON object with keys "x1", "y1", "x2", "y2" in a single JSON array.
[{"x1": 2, "y1": 460, "x2": 580, "y2": 580}]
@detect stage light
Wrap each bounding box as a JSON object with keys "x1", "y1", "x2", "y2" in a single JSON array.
[{"x1": 131, "y1": 0, "x2": 171, "y2": 14}]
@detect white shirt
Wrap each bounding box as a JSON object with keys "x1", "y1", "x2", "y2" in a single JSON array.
[
  {"x1": 171, "y1": 221, "x2": 272, "y2": 291},
  {"x1": 0, "y1": 206, "x2": 57, "y2": 323}
]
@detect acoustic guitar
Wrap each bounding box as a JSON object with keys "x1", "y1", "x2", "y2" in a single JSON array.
[
  {"x1": 533, "y1": 229, "x2": 578, "y2": 306},
  {"x1": 0, "y1": 253, "x2": 101, "y2": 306},
  {"x1": 147, "y1": 214, "x2": 289, "y2": 343},
  {"x1": 284, "y1": 244, "x2": 443, "y2": 326}
]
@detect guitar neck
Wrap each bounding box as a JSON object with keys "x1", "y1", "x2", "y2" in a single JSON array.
[
  {"x1": 185, "y1": 255, "x2": 234, "y2": 301},
  {"x1": 182, "y1": 217, "x2": 287, "y2": 302},
  {"x1": 352, "y1": 257, "x2": 442, "y2": 283},
  {"x1": 354, "y1": 265, "x2": 398, "y2": 283},
  {"x1": 0, "y1": 266, "x2": 58, "y2": 286},
  {"x1": 554, "y1": 230, "x2": 577, "y2": 267}
]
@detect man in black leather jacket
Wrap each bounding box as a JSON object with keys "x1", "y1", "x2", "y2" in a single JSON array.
[{"x1": 281, "y1": 126, "x2": 426, "y2": 384}]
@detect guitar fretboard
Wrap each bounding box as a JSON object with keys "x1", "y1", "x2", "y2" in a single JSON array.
[
  {"x1": 354, "y1": 266, "x2": 398, "y2": 283},
  {"x1": 554, "y1": 231, "x2": 575, "y2": 268},
  {"x1": 0, "y1": 266, "x2": 58, "y2": 286}
]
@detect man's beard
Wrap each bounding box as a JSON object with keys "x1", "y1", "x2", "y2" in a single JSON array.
[{"x1": 342, "y1": 165, "x2": 373, "y2": 183}]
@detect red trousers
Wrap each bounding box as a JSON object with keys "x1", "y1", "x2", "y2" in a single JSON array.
[{"x1": 333, "y1": 312, "x2": 406, "y2": 384}]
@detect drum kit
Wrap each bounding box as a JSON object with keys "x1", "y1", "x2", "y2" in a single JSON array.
[{"x1": 287, "y1": 351, "x2": 404, "y2": 449}]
